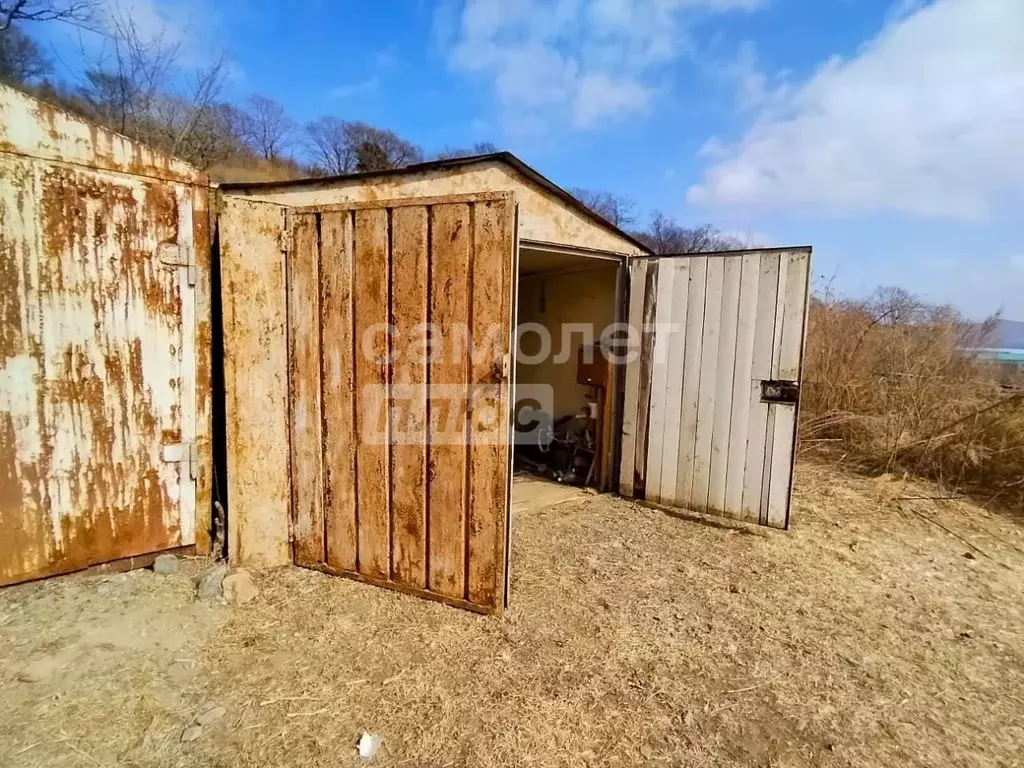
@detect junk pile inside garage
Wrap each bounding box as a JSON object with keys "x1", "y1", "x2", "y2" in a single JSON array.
[{"x1": 512, "y1": 247, "x2": 621, "y2": 490}]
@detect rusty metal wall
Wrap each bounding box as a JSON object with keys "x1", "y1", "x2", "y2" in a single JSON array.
[
  {"x1": 218, "y1": 195, "x2": 292, "y2": 570},
  {"x1": 0, "y1": 85, "x2": 210, "y2": 585}
]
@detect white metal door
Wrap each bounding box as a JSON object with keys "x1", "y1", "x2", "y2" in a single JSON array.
[
  {"x1": 0, "y1": 85, "x2": 202, "y2": 585},
  {"x1": 619, "y1": 248, "x2": 811, "y2": 529}
]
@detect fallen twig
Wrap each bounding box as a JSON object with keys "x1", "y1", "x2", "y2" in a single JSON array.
[
  {"x1": 260, "y1": 695, "x2": 322, "y2": 707},
  {"x1": 59, "y1": 740, "x2": 104, "y2": 766},
  {"x1": 903, "y1": 505, "x2": 992, "y2": 560},
  {"x1": 286, "y1": 707, "x2": 331, "y2": 718},
  {"x1": 896, "y1": 495, "x2": 966, "y2": 501},
  {"x1": 235, "y1": 698, "x2": 254, "y2": 727},
  {"x1": 723, "y1": 673, "x2": 783, "y2": 695}
]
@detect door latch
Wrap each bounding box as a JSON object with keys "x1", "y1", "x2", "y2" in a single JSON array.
[{"x1": 760, "y1": 380, "x2": 799, "y2": 405}]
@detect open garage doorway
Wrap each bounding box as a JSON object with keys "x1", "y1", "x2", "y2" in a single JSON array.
[{"x1": 511, "y1": 245, "x2": 625, "y2": 500}]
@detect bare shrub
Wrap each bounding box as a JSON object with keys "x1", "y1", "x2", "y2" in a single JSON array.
[
  {"x1": 800, "y1": 286, "x2": 1023, "y2": 513},
  {"x1": 0, "y1": 0, "x2": 96, "y2": 32},
  {"x1": 233, "y1": 94, "x2": 295, "y2": 161},
  {"x1": 568, "y1": 188, "x2": 637, "y2": 227},
  {"x1": 303, "y1": 117, "x2": 423, "y2": 175},
  {"x1": 73, "y1": 7, "x2": 232, "y2": 168},
  {"x1": 631, "y1": 214, "x2": 743, "y2": 254}
]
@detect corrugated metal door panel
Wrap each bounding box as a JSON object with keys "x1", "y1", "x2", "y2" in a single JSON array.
[
  {"x1": 618, "y1": 247, "x2": 811, "y2": 530},
  {"x1": 0, "y1": 154, "x2": 196, "y2": 585},
  {"x1": 288, "y1": 192, "x2": 516, "y2": 614}
]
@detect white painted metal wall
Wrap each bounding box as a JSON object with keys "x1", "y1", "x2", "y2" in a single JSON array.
[
  {"x1": 619, "y1": 248, "x2": 811, "y2": 529},
  {"x1": 0, "y1": 84, "x2": 208, "y2": 584}
]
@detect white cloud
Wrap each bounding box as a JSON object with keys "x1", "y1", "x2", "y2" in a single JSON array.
[
  {"x1": 688, "y1": 0, "x2": 1024, "y2": 220},
  {"x1": 375, "y1": 44, "x2": 400, "y2": 68},
  {"x1": 709, "y1": 40, "x2": 779, "y2": 111},
  {"x1": 444, "y1": 0, "x2": 763, "y2": 132},
  {"x1": 102, "y1": 0, "x2": 226, "y2": 70},
  {"x1": 329, "y1": 77, "x2": 380, "y2": 99},
  {"x1": 927, "y1": 256, "x2": 960, "y2": 271},
  {"x1": 919, "y1": 258, "x2": 1024, "y2": 318},
  {"x1": 39, "y1": 0, "x2": 233, "y2": 81},
  {"x1": 722, "y1": 229, "x2": 773, "y2": 247},
  {"x1": 572, "y1": 73, "x2": 651, "y2": 127}
]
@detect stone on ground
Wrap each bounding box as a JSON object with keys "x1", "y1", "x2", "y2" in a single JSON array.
[
  {"x1": 17, "y1": 648, "x2": 77, "y2": 683},
  {"x1": 222, "y1": 569, "x2": 259, "y2": 605},
  {"x1": 180, "y1": 725, "x2": 202, "y2": 742},
  {"x1": 196, "y1": 704, "x2": 226, "y2": 726},
  {"x1": 152, "y1": 553, "x2": 179, "y2": 575},
  {"x1": 195, "y1": 563, "x2": 228, "y2": 601}
]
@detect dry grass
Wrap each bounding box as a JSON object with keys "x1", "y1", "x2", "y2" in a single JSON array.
[
  {"x1": 207, "y1": 157, "x2": 309, "y2": 184},
  {"x1": 801, "y1": 288, "x2": 1024, "y2": 515},
  {"x1": 2, "y1": 468, "x2": 1024, "y2": 767}
]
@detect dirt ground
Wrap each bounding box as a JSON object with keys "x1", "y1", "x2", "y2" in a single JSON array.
[{"x1": 2, "y1": 463, "x2": 1023, "y2": 768}]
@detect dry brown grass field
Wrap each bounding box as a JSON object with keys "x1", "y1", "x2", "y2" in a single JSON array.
[
  {"x1": 801, "y1": 289, "x2": 1024, "y2": 519},
  {"x1": 2, "y1": 468, "x2": 1022, "y2": 768}
]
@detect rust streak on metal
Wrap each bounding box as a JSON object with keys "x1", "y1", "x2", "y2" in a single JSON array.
[
  {"x1": 0, "y1": 203, "x2": 22, "y2": 360},
  {"x1": 1, "y1": 88, "x2": 202, "y2": 585}
]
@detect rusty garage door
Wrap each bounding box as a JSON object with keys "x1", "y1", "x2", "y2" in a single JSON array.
[
  {"x1": 286, "y1": 192, "x2": 517, "y2": 613},
  {"x1": 0, "y1": 86, "x2": 209, "y2": 585},
  {"x1": 619, "y1": 248, "x2": 811, "y2": 529}
]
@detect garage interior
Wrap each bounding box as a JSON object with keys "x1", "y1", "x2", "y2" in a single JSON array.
[{"x1": 512, "y1": 245, "x2": 624, "y2": 492}]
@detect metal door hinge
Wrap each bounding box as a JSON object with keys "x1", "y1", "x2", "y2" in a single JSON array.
[
  {"x1": 279, "y1": 210, "x2": 291, "y2": 253},
  {"x1": 158, "y1": 242, "x2": 197, "y2": 286},
  {"x1": 162, "y1": 441, "x2": 198, "y2": 480}
]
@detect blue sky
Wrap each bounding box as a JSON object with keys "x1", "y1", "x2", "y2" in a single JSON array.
[{"x1": 34, "y1": 0, "x2": 1024, "y2": 320}]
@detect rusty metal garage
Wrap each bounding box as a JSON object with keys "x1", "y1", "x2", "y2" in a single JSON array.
[
  {"x1": 0, "y1": 84, "x2": 213, "y2": 586},
  {"x1": 1, "y1": 84, "x2": 811, "y2": 615},
  {"x1": 217, "y1": 158, "x2": 811, "y2": 614}
]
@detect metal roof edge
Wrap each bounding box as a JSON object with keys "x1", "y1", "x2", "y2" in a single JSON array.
[{"x1": 217, "y1": 151, "x2": 654, "y2": 255}]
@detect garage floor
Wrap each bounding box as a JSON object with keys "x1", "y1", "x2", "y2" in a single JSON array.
[
  {"x1": 511, "y1": 474, "x2": 590, "y2": 513},
  {"x1": 2, "y1": 466, "x2": 1022, "y2": 767}
]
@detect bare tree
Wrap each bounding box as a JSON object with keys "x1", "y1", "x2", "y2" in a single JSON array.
[
  {"x1": 868, "y1": 286, "x2": 924, "y2": 326},
  {"x1": 304, "y1": 117, "x2": 422, "y2": 175},
  {"x1": 632, "y1": 213, "x2": 743, "y2": 254},
  {"x1": 355, "y1": 139, "x2": 390, "y2": 172},
  {"x1": 235, "y1": 94, "x2": 295, "y2": 161},
  {"x1": 0, "y1": 0, "x2": 95, "y2": 31},
  {"x1": 304, "y1": 116, "x2": 354, "y2": 174},
  {"x1": 0, "y1": 23, "x2": 50, "y2": 83},
  {"x1": 434, "y1": 141, "x2": 498, "y2": 160},
  {"x1": 79, "y1": 8, "x2": 232, "y2": 168},
  {"x1": 568, "y1": 187, "x2": 636, "y2": 228},
  {"x1": 345, "y1": 121, "x2": 422, "y2": 169}
]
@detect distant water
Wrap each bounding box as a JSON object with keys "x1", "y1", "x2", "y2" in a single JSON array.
[{"x1": 972, "y1": 348, "x2": 1024, "y2": 363}]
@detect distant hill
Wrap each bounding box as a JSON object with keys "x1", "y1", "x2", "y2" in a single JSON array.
[{"x1": 994, "y1": 319, "x2": 1024, "y2": 349}]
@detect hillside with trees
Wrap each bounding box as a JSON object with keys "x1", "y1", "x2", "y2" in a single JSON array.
[
  {"x1": 0, "y1": 0, "x2": 743, "y2": 249},
  {"x1": 0, "y1": 1, "x2": 504, "y2": 184}
]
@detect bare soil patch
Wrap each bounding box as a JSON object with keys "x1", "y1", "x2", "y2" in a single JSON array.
[{"x1": 2, "y1": 464, "x2": 1023, "y2": 767}]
